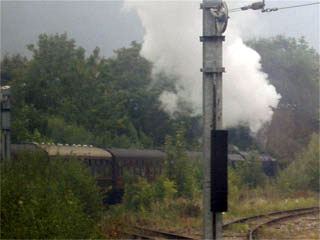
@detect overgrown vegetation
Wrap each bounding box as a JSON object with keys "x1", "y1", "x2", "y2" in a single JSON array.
[
  {"x1": 0, "y1": 152, "x2": 103, "y2": 239},
  {"x1": 1, "y1": 33, "x2": 319, "y2": 237},
  {"x1": 99, "y1": 132, "x2": 318, "y2": 238},
  {"x1": 164, "y1": 125, "x2": 199, "y2": 199},
  {"x1": 123, "y1": 176, "x2": 176, "y2": 211},
  {"x1": 277, "y1": 133, "x2": 319, "y2": 193},
  {"x1": 122, "y1": 125, "x2": 199, "y2": 212}
]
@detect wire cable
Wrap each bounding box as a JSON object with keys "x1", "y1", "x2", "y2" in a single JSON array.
[
  {"x1": 229, "y1": 7, "x2": 242, "y2": 11},
  {"x1": 277, "y1": 2, "x2": 320, "y2": 10},
  {"x1": 229, "y1": 7, "x2": 243, "y2": 13},
  {"x1": 229, "y1": 1, "x2": 320, "y2": 14}
]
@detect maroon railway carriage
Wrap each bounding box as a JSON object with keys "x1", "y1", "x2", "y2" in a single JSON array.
[
  {"x1": 106, "y1": 148, "x2": 166, "y2": 180},
  {"x1": 11, "y1": 143, "x2": 115, "y2": 188},
  {"x1": 10, "y1": 143, "x2": 277, "y2": 204}
]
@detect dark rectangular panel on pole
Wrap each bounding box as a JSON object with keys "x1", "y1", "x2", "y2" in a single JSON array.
[{"x1": 211, "y1": 130, "x2": 228, "y2": 212}]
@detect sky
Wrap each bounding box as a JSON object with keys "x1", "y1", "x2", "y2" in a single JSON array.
[{"x1": 1, "y1": 0, "x2": 319, "y2": 59}]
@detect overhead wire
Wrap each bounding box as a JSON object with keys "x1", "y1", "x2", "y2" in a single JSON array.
[
  {"x1": 229, "y1": 8, "x2": 242, "y2": 13},
  {"x1": 277, "y1": 2, "x2": 320, "y2": 10},
  {"x1": 229, "y1": 1, "x2": 320, "y2": 14},
  {"x1": 229, "y1": 7, "x2": 242, "y2": 12}
]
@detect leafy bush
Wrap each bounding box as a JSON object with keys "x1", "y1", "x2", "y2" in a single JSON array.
[
  {"x1": 123, "y1": 176, "x2": 176, "y2": 212},
  {"x1": 52, "y1": 156, "x2": 103, "y2": 220},
  {"x1": 152, "y1": 175, "x2": 177, "y2": 202},
  {"x1": 164, "y1": 126, "x2": 198, "y2": 199},
  {"x1": 0, "y1": 152, "x2": 103, "y2": 239},
  {"x1": 277, "y1": 134, "x2": 319, "y2": 192}
]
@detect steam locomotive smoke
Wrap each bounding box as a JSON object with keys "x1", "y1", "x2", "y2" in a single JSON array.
[{"x1": 123, "y1": 1, "x2": 280, "y2": 133}]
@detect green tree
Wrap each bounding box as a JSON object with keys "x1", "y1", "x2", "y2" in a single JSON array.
[
  {"x1": 2, "y1": 33, "x2": 201, "y2": 149},
  {"x1": 24, "y1": 33, "x2": 86, "y2": 114},
  {"x1": 1, "y1": 54, "x2": 28, "y2": 86}
]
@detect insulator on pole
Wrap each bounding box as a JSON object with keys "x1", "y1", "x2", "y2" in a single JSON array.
[
  {"x1": 251, "y1": 2, "x2": 264, "y2": 10},
  {"x1": 240, "y1": 1, "x2": 264, "y2": 11}
]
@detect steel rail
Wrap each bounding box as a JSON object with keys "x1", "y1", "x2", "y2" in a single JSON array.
[
  {"x1": 248, "y1": 208, "x2": 319, "y2": 240},
  {"x1": 124, "y1": 232, "x2": 156, "y2": 239},
  {"x1": 125, "y1": 226, "x2": 195, "y2": 240},
  {"x1": 125, "y1": 207, "x2": 319, "y2": 239},
  {"x1": 134, "y1": 227, "x2": 194, "y2": 239},
  {"x1": 223, "y1": 206, "x2": 319, "y2": 229}
]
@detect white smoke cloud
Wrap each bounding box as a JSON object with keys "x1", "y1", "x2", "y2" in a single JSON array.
[
  {"x1": 159, "y1": 91, "x2": 179, "y2": 115},
  {"x1": 123, "y1": 0, "x2": 280, "y2": 133}
]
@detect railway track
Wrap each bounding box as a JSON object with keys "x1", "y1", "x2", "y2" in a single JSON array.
[
  {"x1": 248, "y1": 208, "x2": 319, "y2": 240},
  {"x1": 124, "y1": 226, "x2": 194, "y2": 239},
  {"x1": 223, "y1": 206, "x2": 319, "y2": 240},
  {"x1": 124, "y1": 207, "x2": 319, "y2": 239}
]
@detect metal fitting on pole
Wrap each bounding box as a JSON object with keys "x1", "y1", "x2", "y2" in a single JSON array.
[{"x1": 241, "y1": 1, "x2": 265, "y2": 11}]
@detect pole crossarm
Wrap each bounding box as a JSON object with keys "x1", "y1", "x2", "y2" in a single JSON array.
[
  {"x1": 200, "y1": 2, "x2": 221, "y2": 9},
  {"x1": 200, "y1": 35, "x2": 225, "y2": 42},
  {"x1": 201, "y1": 67, "x2": 225, "y2": 73}
]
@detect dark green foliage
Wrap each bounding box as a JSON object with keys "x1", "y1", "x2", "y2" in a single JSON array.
[
  {"x1": 0, "y1": 152, "x2": 103, "y2": 239},
  {"x1": 11, "y1": 105, "x2": 49, "y2": 143},
  {"x1": 47, "y1": 117, "x2": 95, "y2": 145},
  {"x1": 3, "y1": 33, "x2": 202, "y2": 148},
  {"x1": 1, "y1": 54, "x2": 28, "y2": 86}
]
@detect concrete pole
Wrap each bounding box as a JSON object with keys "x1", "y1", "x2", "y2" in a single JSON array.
[
  {"x1": 201, "y1": 1, "x2": 227, "y2": 239},
  {"x1": 1, "y1": 86, "x2": 11, "y2": 161}
]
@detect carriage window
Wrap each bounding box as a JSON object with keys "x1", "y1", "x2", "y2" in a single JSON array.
[
  {"x1": 141, "y1": 160, "x2": 145, "y2": 177},
  {"x1": 120, "y1": 166, "x2": 123, "y2": 176},
  {"x1": 105, "y1": 166, "x2": 111, "y2": 177},
  {"x1": 135, "y1": 160, "x2": 139, "y2": 175}
]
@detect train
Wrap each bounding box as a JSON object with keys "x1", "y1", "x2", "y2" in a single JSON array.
[{"x1": 10, "y1": 143, "x2": 277, "y2": 204}]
